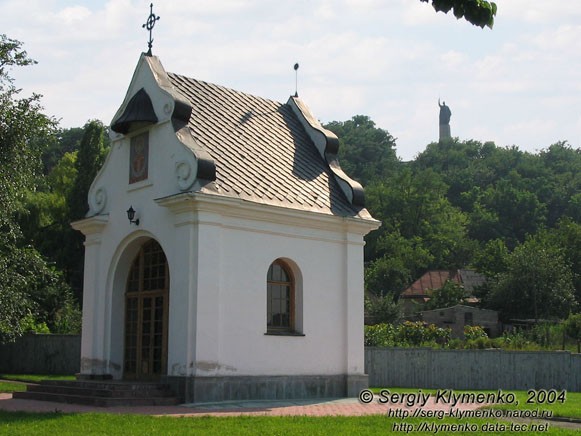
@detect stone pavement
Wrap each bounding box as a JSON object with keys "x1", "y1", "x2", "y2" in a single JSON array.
[
  {"x1": 0, "y1": 393, "x2": 581, "y2": 430},
  {"x1": 2, "y1": 392, "x2": 580, "y2": 430},
  {"x1": 0, "y1": 393, "x2": 482, "y2": 417}
]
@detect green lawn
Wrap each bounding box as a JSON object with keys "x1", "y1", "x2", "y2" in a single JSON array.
[
  {"x1": 370, "y1": 387, "x2": 581, "y2": 419},
  {"x1": 1, "y1": 383, "x2": 579, "y2": 434},
  {"x1": 0, "y1": 413, "x2": 578, "y2": 436},
  {"x1": 0, "y1": 374, "x2": 76, "y2": 384},
  {"x1": 0, "y1": 381, "x2": 26, "y2": 393},
  {"x1": 489, "y1": 390, "x2": 581, "y2": 420}
]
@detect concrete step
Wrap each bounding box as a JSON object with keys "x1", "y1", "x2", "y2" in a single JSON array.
[
  {"x1": 25, "y1": 383, "x2": 175, "y2": 398},
  {"x1": 12, "y1": 391, "x2": 181, "y2": 407},
  {"x1": 12, "y1": 380, "x2": 181, "y2": 407}
]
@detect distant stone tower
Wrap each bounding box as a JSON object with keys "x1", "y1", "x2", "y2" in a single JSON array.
[{"x1": 438, "y1": 99, "x2": 451, "y2": 141}]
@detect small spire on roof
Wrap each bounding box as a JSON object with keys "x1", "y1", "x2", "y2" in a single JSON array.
[
  {"x1": 142, "y1": 3, "x2": 161, "y2": 56},
  {"x1": 294, "y1": 63, "x2": 299, "y2": 97}
]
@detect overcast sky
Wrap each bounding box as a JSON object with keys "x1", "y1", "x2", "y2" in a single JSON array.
[{"x1": 1, "y1": 0, "x2": 580, "y2": 160}]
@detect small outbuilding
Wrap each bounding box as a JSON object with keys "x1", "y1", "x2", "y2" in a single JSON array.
[{"x1": 421, "y1": 304, "x2": 500, "y2": 338}]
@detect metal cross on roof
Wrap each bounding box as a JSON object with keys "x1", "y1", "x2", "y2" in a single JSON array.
[{"x1": 142, "y1": 3, "x2": 160, "y2": 56}]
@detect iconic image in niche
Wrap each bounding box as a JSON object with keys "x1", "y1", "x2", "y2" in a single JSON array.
[{"x1": 129, "y1": 132, "x2": 149, "y2": 184}]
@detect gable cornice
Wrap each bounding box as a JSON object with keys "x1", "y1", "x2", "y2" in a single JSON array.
[
  {"x1": 288, "y1": 96, "x2": 365, "y2": 207},
  {"x1": 110, "y1": 54, "x2": 216, "y2": 182}
]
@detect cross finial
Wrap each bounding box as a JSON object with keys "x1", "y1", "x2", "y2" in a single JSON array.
[{"x1": 142, "y1": 3, "x2": 160, "y2": 56}]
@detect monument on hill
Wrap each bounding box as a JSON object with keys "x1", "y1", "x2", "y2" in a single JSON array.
[{"x1": 438, "y1": 99, "x2": 452, "y2": 141}]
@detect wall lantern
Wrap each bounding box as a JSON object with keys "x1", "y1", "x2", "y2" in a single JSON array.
[{"x1": 126, "y1": 206, "x2": 140, "y2": 226}]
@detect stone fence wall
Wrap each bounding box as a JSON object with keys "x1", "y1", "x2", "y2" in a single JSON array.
[
  {"x1": 2, "y1": 337, "x2": 580, "y2": 393},
  {"x1": 0, "y1": 334, "x2": 80, "y2": 374},
  {"x1": 365, "y1": 347, "x2": 581, "y2": 392}
]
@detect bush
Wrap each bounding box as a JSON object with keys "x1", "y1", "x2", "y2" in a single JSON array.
[
  {"x1": 563, "y1": 313, "x2": 581, "y2": 352},
  {"x1": 465, "y1": 337, "x2": 498, "y2": 349},
  {"x1": 364, "y1": 323, "x2": 396, "y2": 347},
  {"x1": 364, "y1": 322, "x2": 451, "y2": 347},
  {"x1": 464, "y1": 325, "x2": 488, "y2": 341}
]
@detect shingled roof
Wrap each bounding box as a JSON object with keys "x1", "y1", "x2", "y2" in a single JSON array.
[{"x1": 164, "y1": 72, "x2": 370, "y2": 219}]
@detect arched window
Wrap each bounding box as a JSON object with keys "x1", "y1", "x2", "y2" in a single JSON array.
[{"x1": 266, "y1": 260, "x2": 295, "y2": 333}]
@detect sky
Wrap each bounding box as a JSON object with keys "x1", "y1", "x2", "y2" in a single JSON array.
[{"x1": 1, "y1": 0, "x2": 580, "y2": 161}]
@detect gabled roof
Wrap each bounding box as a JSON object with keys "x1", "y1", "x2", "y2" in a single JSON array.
[
  {"x1": 167, "y1": 73, "x2": 370, "y2": 218},
  {"x1": 111, "y1": 55, "x2": 374, "y2": 220},
  {"x1": 400, "y1": 270, "x2": 461, "y2": 298}
]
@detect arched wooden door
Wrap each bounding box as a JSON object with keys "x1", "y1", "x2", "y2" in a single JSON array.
[{"x1": 124, "y1": 240, "x2": 169, "y2": 380}]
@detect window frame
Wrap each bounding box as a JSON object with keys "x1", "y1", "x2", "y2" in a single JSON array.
[{"x1": 266, "y1": 260, "x2": 302, "y2": 336}]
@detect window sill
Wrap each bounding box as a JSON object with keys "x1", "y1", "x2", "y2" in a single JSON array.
[{"x1": 264, "y1": 331, "x2": 305, "y2": 337}]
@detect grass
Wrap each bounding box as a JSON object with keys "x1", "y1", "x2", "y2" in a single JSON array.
[
  {"x1": 370, "y1": 387, "x2": 581, "y2": 419},
  {"x1": 0, "y1": 374, "x2": 76, "y2": 384},
  {"x1": 1, "y1": 383, "x2": 579, "y2": 434},
  {"x1": 0, "y1": 381, "x2": 26, "y2": 393},
  {"x1": 0, "y1": 413, "x2": 578, "y2": 436},
  {"x1": 489, "y1": 390, "x2": 581, "y2": 420}
]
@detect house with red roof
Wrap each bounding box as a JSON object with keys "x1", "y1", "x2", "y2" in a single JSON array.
[{"x1": 400, "y1": 269, "x2": 485, "y2": 316}]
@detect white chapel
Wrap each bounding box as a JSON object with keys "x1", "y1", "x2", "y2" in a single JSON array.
[{"x1": 72, "y1": 51, "x2": 380, "y2": 403}]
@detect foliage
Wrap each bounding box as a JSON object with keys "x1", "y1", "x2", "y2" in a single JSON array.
[
  {"x1": 324, "y1": 115, "x2": 399, "y2": 186},
  {"x1": 364, "y1": 293, "x2": 402, "y2": 325},
  {"x1": 423, "y1": 280, "x2": 467, "y2": 310},
  {"x1": 563, "y1": 313, "x2": 581, "y2": 353},
  {"x1": 43, "y1": 127, "x2": 84, "y2": 173},
  {"x1": 364, "y1": 323, "x2": 397, "y2": 347},
  {"x1": 19, "y1": 313, "x2": 50, "y2": 334},
  {"x1": 364, "y1": 167, "x2": 473, "y2": 295},
  {"x1": 0, "y1": 35, "x2": 80, "y2": 343},
  {"x1": 487, "y1": 234, "x2": 576, "y2": 321},
  {"x1": 463, "y1": 336, "x2": 497, "y2": 349},
  {"x1": 551, "y1": 219, "x2": 581, "y2": 304},
  {"x1": 0, "y1": 235, "x2": 81, "y2": 343},
  {"x1": 364, "y1": 322, "x2": 451, "y2": 347},
  {"x1": 0, "y1": 34, "x2": 36, "y2": 83},
  {"x1": 463, "y1": 325, "x2": 488, "y2": 341},
  {"x1": 419, "y1": 0, "x2": 497, "y2": 28},
  {"x1": 68, "y1": 120, "x2": 108, "y2": 220},
  {"x1": 366, "y1": 321, "x2": 579, "y2": 353}
]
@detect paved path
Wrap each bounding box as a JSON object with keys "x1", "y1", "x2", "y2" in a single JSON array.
[
  {"x1": 0, "y1": 393, "x2": 480, "y2": 417},
  {"x1": 2, "y1": 392, "x2": 580, "y2": 430}
]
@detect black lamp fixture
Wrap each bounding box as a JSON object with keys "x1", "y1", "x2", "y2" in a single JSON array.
[{"x1": 126, "y1": 206, "x2": 140, "y2": 225}]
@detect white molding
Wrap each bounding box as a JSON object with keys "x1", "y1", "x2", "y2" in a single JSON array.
[{"x1": 155, "y1": 192, "x2": 380, "y2": 237}]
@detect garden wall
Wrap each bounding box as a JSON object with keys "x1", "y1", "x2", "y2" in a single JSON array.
[
  {"x1": 365, "y1": 347, "x2": 581, "y2": 392},
  {"x1": 2, "y1": 337, "x2": 580, "y2": 394},
  {"x1": 0, "y1": 334, "x2": 80, "y2": 374}
]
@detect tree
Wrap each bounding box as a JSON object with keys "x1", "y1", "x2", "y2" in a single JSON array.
[
  {"x1": 42, "y1": 126, "x2": 84, "y2": 174},
  {"x1": 563, "y1": 313, "x2": 581, "y2": 353},
  {"x1": 324, "y1": 115, "x2": 399, "y2": 186},
  {"x1": 365, "y1": 293, "x2": 402, "y2": 325},
  {"x1": 0, "y1": 35, "x2": 54, "y2": 236},
  {"x1": 0, "y1": 35, "x2": 79, "y2": 342},
  {"x1": 488, "y1": 234, "x2": 576, "y2": 321},
  {"x1": 467, "y1": 181, "x2": 547, "y2": 248},
  {"x1": 423, "y1": 280, "x2": 467, "y2": 310},
  {"x1": 551, "y1": 219, "x2": 581, "y2": 305},
  {"x1": 68, "y1": 120, "x2": 108, "y2": 220},
  {"x1": 419, "y1": 0, "x2": 497, "y2": 28}
]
